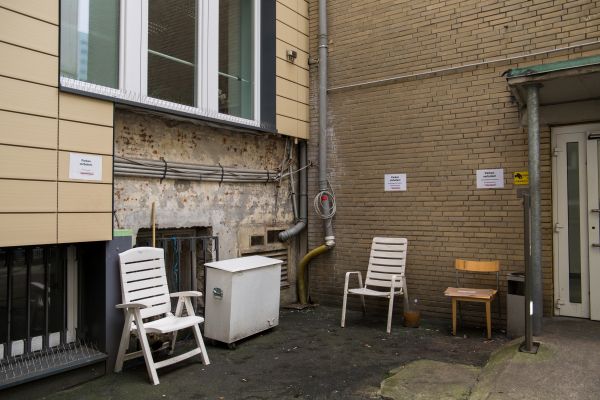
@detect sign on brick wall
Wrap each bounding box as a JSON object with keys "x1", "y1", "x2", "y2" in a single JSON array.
[
  {"x1": 476, "y1": 169, "x2": 504, "y2": 189},
  {"x1": 384, "y1": 174, "x2": 407, "y2": 191}
]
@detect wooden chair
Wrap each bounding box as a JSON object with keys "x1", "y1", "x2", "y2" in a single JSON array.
[
  {"x1": 115, "y1": 247, "x2": 210, "y2": 385},
  {"x1": 341, "y1": 237, "x2": 409, "y2": 334},
  {"x1": 444, "y1": 259, "x2": 500, "y2": 339}
]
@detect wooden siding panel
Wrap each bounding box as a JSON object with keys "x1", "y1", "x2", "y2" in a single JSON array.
[
  {"x1": 0, "y1": 76, "x2": 58, "y2": 118},
  {"x1": 0, "y1": 0, "x2": 59, "y2": 25},
  {"x1": 0, "y1": 42, "x2": 58, "y2": 86},
  {"x1": 0, "y1": 110, "x2": 57, "y2": 149},
  {"x1": 59, "y1": 120, "x2": 113, "y2": 155},
  {"x1": 0, "y1": 180, "x2": 57, "y2": 212},
  {"x1": 276, "y1": 77, "x2": 300, "y2": 103},
  {"x1": 0, "y1": 145, "x2": 57, "y2": 181},
  {"x1": 59, "y1": 93, "x2": 114, "y2": 127},
  {"x1": 58, "y1": 182, "x2": 112, "y2": 212},
  {"x1": 277, "y1": 96, "x2": 298, "y2": 119},
  {"x1": 0, "y1": 213, "x2": 57, "y2": 246},
  {"x1": 58, "y1": 213, "x2": 112, "y2": 243},
  {"x1": 0, "y1": 8, "x2": 58, "y2": 55},
  {"x1": 58, "y1": 151, "x2": 113, "y2": 184}
]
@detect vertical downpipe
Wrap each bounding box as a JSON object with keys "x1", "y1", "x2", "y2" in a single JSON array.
[
  {"x1": 526, "y1": 84, "x2": 543, "y2": 335},
  {"x1": 319, "y1": 0, "x2": 335, "y2": 246}
]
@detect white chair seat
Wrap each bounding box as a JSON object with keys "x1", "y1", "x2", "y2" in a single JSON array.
[
  {"x1": 134, "y1": 315, "x2": 205, "y2": 334},
  {"x1": 348, "y1": 287, "x2": 402, "y2": 297}
]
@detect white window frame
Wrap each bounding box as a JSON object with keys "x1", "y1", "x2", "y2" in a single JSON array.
[{"x1": 60, "y1": 0, "x2": 262, "y2": 128}]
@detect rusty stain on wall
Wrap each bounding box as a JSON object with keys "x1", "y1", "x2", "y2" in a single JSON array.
[{"x1": 113, "y1": 109, "x2": 298, "y2": 301}]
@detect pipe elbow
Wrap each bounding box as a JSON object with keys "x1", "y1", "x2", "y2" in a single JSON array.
[{"x1": 278, "y1": 220, "x2": 307, "y2": 242}]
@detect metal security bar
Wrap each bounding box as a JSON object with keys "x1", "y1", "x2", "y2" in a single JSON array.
[
  {"x1": 135, "y1": 236, "x2": 219, "y2": 311},
  {"x1": 0, "y1": 246, "x2": 68, "y2": 361}
]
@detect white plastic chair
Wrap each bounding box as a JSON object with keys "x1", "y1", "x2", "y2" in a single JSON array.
[
  {"x1": 114, "y1": 247, "x2": 210, "y2": 385},
  {"x1": 341, "y1": 237, "x2": 409, "y2": 333}
]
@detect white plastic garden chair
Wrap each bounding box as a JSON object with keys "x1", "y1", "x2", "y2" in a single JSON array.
[
  {"x1": 341, "y1": 237, "x2": 409, "y2": 333},
  {"x1": 114, "y1": 247, "x2": 210, "y2": 385}
]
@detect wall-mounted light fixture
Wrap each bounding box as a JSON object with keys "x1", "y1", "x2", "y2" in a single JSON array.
[{"x1": 286, "y1": 49, "x2": 297, "y2": 63}]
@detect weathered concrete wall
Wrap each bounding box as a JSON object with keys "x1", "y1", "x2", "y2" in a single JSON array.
[{"x1": 113, "y1": 109, "x2": 298, "y2": 303}]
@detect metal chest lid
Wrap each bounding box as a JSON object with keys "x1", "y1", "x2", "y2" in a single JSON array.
[{"x1": 205, "y1": 255, "x2": 282, "y2": 272}]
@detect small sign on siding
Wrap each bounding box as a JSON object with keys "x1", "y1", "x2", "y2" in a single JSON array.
[
  {"x1": 384, "y1": 174, "x2": 407, "y2": 191},
  {"x1": 476, "y1": 169, "x2": 504, "y2": 189},
  {"x1": 69, "y1": 153, "x2": 102, "y2": 181}
]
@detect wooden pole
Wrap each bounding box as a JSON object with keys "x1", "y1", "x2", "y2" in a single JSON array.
[{"x1": 151, "y1": 202, "x2": 156, "y2": 248}]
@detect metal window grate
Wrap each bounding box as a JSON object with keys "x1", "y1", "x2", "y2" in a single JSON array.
[
  {"x1": 0, "y1": 246, "x2": 70, "y2": 361},
  {"x1": 241, "y1": 248, "x2": 289, "y2": 288}
]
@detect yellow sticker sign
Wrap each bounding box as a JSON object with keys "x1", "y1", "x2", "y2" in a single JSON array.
[{"x1": 513, "y1": 171, "x2": 529, "y2": 185}]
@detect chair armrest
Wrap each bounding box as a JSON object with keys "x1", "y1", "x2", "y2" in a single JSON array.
[
  {"x1": 344, "y1": 271, "x2": 364, "y2": 292},
  {"x1": 170, "y1": 291, "x2": 203, "y2": 298},
  {"x1": 115, "y1": 302, "x2": 148, "y2": 310}
]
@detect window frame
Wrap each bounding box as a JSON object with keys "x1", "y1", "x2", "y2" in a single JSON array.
[{"x1": 60, "y1": 0, "x2": 264, "y2": 129}]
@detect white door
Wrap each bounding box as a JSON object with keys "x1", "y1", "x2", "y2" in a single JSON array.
[{"x1": 552, "y1": 124, "x2": 600, "y2": 320}]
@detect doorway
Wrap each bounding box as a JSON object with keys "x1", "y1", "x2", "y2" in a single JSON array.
[{"x1": 552, "y1": 124, "x2": 600, "y2": 320}]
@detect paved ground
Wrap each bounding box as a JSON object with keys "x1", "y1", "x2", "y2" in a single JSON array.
[
  {"x1": 37, "y1": 306, "x2": 507, "y2": 400},
  {"x1": 12, "y1": 306, "x2": 598, "y2": 399},
  {"x1": 380, "y1": 317, "x2": 600, "y2": 400}
]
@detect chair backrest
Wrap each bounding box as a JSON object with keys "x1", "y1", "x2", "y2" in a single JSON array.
[
  {"x1": 119, "y1": 247, "x2": 171, "y2": 319},
  {"x1": 454, "y1": 259, "x2": 500, "y2": 289},
  {"x1": 365, "y1": 237, "x2": 407, "y2": 290}
]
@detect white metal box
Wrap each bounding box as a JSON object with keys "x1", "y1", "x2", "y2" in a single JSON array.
[{"x1": 204, "y1": 255, "x2": 282, "y2": 344}]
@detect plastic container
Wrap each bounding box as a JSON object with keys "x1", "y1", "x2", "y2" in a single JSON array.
[{"x1": 403, "y1": 298, "x2": 421, "y2": 328}]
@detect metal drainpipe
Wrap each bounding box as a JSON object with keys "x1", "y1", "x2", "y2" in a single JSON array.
[
  {"x1": 279, "y1": 141, "x2": 308, "y2": 241},
  {"x1": 287, "y1": 0, "x2": 335, "y2": 305},
  {"x1": 318, "y1": 0, "x2": 335, "y2": 247},
  {"x1": 527, "y1": 84, "x2": 543, "y2": 335}
]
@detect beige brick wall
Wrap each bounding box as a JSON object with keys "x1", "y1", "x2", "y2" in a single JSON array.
[
  {"x1": 276, "y1": 0, "x2": 310, "y2": 139},
  {"x1": 306, "y1": 0, "x2": 600, "y2": 323},
  {"x1": 0, "y1": 1, "x2": 113, "y2": 246}
]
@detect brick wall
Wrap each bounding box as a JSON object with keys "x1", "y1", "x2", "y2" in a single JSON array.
[{"x1": 306, "y1": 0, "x2": 600, "y2": 323}]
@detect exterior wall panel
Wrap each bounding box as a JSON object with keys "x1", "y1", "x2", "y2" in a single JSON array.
[
  {"x1": 0, "y1": 145, "x2": 57, "y2": 181},
  {"x1": 59, "y1": 93, "x2": 114, "y2": 126},
  {"x1": 58, "y1": 212, "x2": 113, "y2": 243},
  {"x1": 0, "y1": 180, "x2": 57, "y2": 212},
  {"x1": 58, "y1": 182, "x2": 113, "y2": 213},
  {"x1": 0, "y1": 76, "x2": 58, "y2": 117},
  {"x1": 58, "y1": 151, "x2": 113, "y2": 184},
  {"x1": 0, "y1": 213, "x2": 57, "y2": 246},
  {"x1": 59, "y1": 120, "x2": 114, "y2": 155},
  {"x1": 0, "y1": 42, "x2": 58, "y2": 86},
  {"x1": 0, "y1": 8, "x2": 58, "y2": 55},
  {"x1": 0, "y1": 110, "x2": 58, "y2": 149},
  {"x1": 0, "y1": 0, "x2": 59, "y2": 25},
  {"x1": 275, "y1": 0, "x2": 309, "y2": 139}
]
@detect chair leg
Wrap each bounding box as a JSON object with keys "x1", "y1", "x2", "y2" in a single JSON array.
[
  {"x1": 485, "y1": 301, "x2": 492, "y2": 340},
  {"x1": 192, "y1": 324, "x2": 210, "y2": 365},
  {"x1": 184, "y1": 297, "x2": 210, "y2": 365},
  {"x1": 360, "y1": 295, "x2": 366, "y2": 315},
  {"x1": 170, "y1": 298, "x2": 185, "y2": 355},
  {"x1": 386, "y1": 296, "x2": 394, "y2": 334},
  {"x1": 451, "y1": 299, "x2": 457, "y2": 336},
  {"x1": 134, "y1": 309, "x2": 159, "y2": 385},
  {"x1": 115, "y1": 310, "x2": 134, "y2": 373},
  {"x1": 341, "y1": 290, "x2": 348, "y2": 328}
]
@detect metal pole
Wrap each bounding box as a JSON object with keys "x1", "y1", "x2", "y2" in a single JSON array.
[
  {"x1": 526, "y1": 84, "x2": 543, "y2": 336},
  {"x1": 520, "y1": 191, "x2": 535, "y2": 352},
  {"x1": 319, "y1": 0, "x2": 335, "y2": 246}
]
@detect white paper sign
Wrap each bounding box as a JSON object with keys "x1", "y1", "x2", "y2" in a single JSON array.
[
  {"x1": 69, "y1": 153, "x2": 102, "y2": 181},
  {"x1": 476, "y1": 169, "x2": 504, "y2": 189},
  {"x1": 384, "y1": 174, "x2": 407, "y2": 191}
]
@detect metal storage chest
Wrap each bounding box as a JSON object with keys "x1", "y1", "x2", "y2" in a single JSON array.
[{"x1": 204, "y1": 255, "x2": 282, "y2": 345}]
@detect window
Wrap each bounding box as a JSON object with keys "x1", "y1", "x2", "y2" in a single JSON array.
[
  {"x1": 60, "y1": 0, "x2": 120, "y2": 88},
  {"x1": 60, "y1": 0, "x2": 269, "y2": 128}
]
